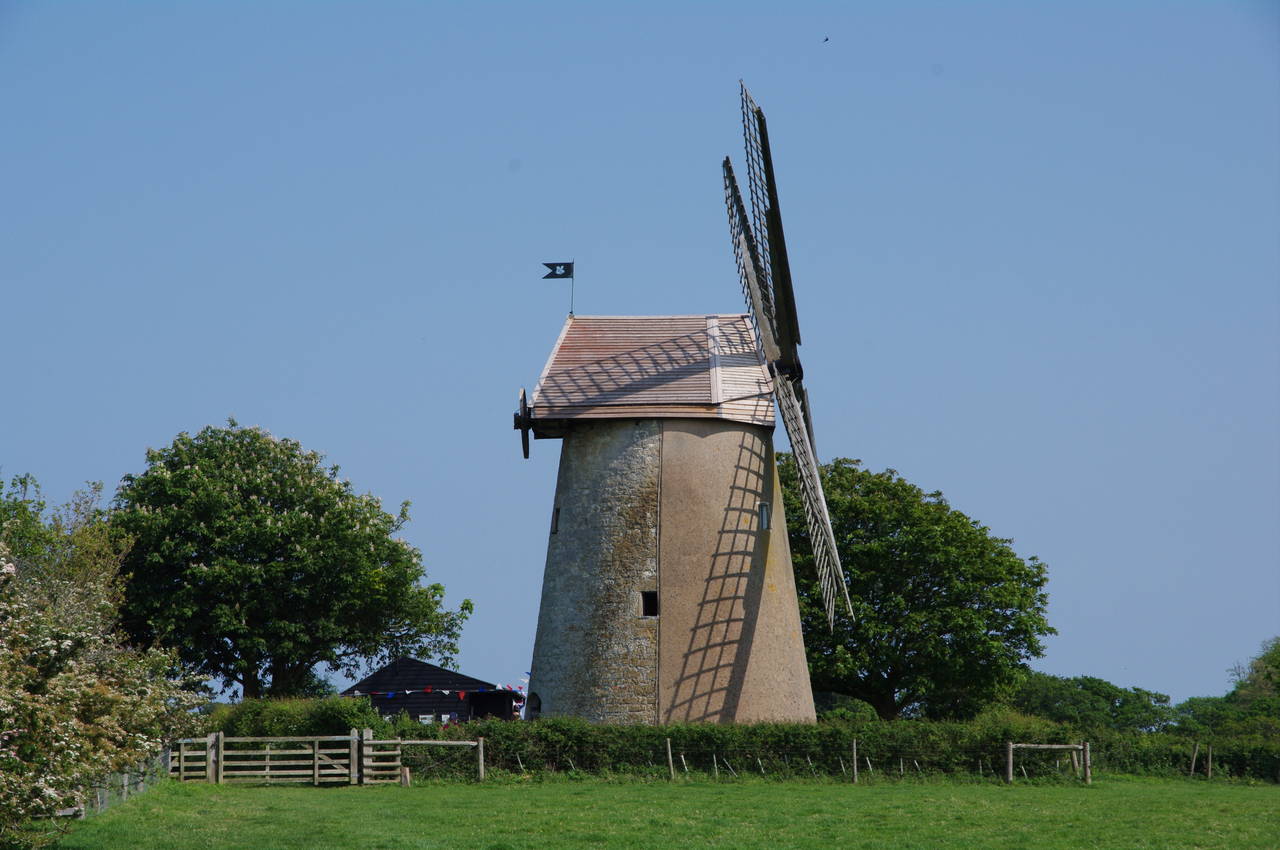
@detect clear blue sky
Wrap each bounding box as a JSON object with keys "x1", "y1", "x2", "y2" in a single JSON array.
[{"x1": 3, "y1": 2, "x2": 1276, "y2": 703}]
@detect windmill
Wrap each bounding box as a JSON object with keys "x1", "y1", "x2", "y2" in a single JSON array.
[{"x1": 514, "y1": 83, "x2": 852, "y2": 724}]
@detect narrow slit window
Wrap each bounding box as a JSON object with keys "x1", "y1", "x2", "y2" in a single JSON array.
[
  {"x1": 641, "y1": 590, "x2": 659, "y2": 617},
  {"x1": 550, "y1": 507, "x2": 560, "y2": 534},
  {"x1": 758, "y1": 501, "x2": 771, "y2": 531}
]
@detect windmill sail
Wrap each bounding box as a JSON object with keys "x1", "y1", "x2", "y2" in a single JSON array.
[
  {"x1": 723, "y1": 159, "x2": 779, "y2": 364},
  {"x1": 726, "y1": 83, "x2": 854, "y2": 629}
]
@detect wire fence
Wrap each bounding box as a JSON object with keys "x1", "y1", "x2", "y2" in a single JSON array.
[
  {"x1": 399, "y1": 733, "x2": 1276, "y2": 784},
  {"x1": 400, "y1": 740, "x2": 1096, "y2": 783},
  {"x1": 53, "y1": 752, "x2": 170, "y2": 820}
]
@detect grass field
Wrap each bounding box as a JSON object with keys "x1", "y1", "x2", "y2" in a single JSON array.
[{"x1": 55, "y1": 777, "x2": 1277, "y2": 849}]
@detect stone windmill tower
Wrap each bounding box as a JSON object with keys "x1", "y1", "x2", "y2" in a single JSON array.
[{"x1": 513, "y1": 85, "x2": 853, "y2": 724}]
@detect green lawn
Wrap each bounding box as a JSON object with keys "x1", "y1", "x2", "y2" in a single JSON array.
[{"x1": 55, "y1": 777, "x2": 1277, "y2": 850}]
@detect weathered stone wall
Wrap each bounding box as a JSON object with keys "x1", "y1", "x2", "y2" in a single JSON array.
[{"x1": 528, "y1": 420, "x2": 660, "y2": 724}]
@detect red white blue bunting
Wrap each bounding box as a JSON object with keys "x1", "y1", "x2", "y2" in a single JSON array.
[{"x1": 349, "y1": 685, "x2": 525, "y2": 702}]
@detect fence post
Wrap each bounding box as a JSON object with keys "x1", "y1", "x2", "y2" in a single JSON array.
[
  {"x1": 205, "y1": 733, "x2": 216, "y2": 784},
  {"x1": 361, "y1": 728, "x2": 373, "y2": 786},
  {"x1": 1189, "y1": 742, "x2": 1200, "y2": 777},
  {"x1": 216, "y1": 731, "x2": 225, "y2": 784},
  {"x1": 666, "y1": 738, "x2": 675, "y2": 781},
  {"x1": 1005, "y1": 742, "x2": 1014, "y2": 784},
  {"x1": 312, "y1": 740, "x2": 320, "y2": 786},
  {"x1": 477, "y1": 737, "x2": 485, "y2": 782},
  {"x1": 348, "y1": 729, "x2": 359, "y2": 785},
  {"x1": 852, "y1": 739, "x2": 858, "y2": 784},
  {"x1": 1207, "y1": 745, "x2": 1213, "y2": 780},
  {"x1": 1083, "y1": 742, "x2": 1092, "y2": 785},
  {"x1": 178, "y1": 741, "x2": 187, "y2": 782}
]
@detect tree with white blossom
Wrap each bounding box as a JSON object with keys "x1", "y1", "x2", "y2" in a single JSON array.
[{"x1": 0, "y1": 481, "x2": 199, "y2": 848}]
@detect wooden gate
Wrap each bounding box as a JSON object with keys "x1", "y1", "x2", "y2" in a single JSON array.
[
  {"x1": 221, "y1": 736, "x2": 358, "y2": 784},
  {"x1": 170, "y1": 732, "x2": 361, "y2": 785},
  {"x1": 170, "y1": 731, "x2": 484, "y2": 785}
]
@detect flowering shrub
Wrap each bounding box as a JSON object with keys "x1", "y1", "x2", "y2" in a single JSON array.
[{"x1": 0, "y1": 483, "x2": 201, "y2": 848}]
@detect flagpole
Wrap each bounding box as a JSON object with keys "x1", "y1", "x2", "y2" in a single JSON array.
[
  {"x1": 542, "y1": 262, "x2": 575, "y2": 314},
  {"x1": 570, "y1": 258, "x2": 576, "y2": 316}
]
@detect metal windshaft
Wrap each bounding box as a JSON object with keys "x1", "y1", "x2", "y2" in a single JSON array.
[{"x1": 724, "y1": 82, "x2": 855, "y2": 629}]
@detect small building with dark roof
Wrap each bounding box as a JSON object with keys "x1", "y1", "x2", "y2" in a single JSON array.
[{"x1": 341, "y1": 657, "x2": 519, "y2": 724}]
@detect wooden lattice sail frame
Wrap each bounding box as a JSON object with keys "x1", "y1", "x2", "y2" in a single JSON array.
[{"x1": 724, "y1": 82, "x2": 854, "y2": 629}]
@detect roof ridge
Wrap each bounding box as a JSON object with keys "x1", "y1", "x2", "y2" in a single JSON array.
[{"x1": 568, "y1": 313, "x2": 750, "y2": 319}]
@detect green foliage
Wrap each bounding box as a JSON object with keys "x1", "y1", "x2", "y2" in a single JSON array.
[
  {"x1": 113, "y1": 420, "x2": 472, "y2": 698},
  {"x1": 813, "y1": 692, "x2": 879, "y2": 722},
  {"x1": 0, "y1": 479, "x2": 200, "y2": 849},
  {"x1": 207, "y1": 696, "x2": 387, "y2": 738},
  {"x1": 0, "y1": 474, "x2": 51, "y2": 566},
  {"x1": 394, "y1": 714, "x2": 1278, "y2": 782},
  {"x1": 1230, "y1": 637, "x2": 1280, "y2": 702},
  {"x1": 1172, "y1": 696, "x2": 1238, "y2": 737},
  {"x1": 1173, "y1": 638, "x2": 1280, "y2": 740},
  {"x1": 194, "y1": 695, "x2": 1280, "y2": 784},
  {"x1": 779, "y1": 457, "x2": 1054, "y2": 720},
  {"x1": 1009, "y1": 671, "x2": 1174, "y2": 732},
  {"x1": 0, "y1": 478, "x2": 125, "y2": 610}
]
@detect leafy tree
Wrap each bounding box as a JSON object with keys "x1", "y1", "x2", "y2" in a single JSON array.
[
  {"x1": 780, "y1": 457, "x2": 1053, "y2": 720},
  {"x1": 1008, "y1": 671, "x2": 1172, "y2": 732},
  {"x1": 0, "y1": 474, "x2": 48, "y2": 563},
  {"x1": 1171, "y1": 695, "x2": 1242, "y2": 737},
  {"x1": 1229, "y1": 637, "x2": 1279, "y2": 707},
  {"x1": 1174, "y1": 637, "x2": 1280, "y2": 738},
  {"x1": 0, "y1": 479, "x2": 199, "y2": 848},
  {"x1": 113, "y1": 421, "x2": 472, "y2": 698}
]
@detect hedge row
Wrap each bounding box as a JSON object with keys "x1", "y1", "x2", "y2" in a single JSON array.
[
  {"x1": 206, "y1": 696, "x2": 387, "y2": 738},
  {"x1": 205, "y1": 700, "x2": 1280, "y2": 782},
  {"x1": 420, "y1": 716, "x2": 1278, "y2": 782}
]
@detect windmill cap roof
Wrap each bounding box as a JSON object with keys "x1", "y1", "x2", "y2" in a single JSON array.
[{"x1": 528, "y1": 314, "x2": 774, "y2": 432}]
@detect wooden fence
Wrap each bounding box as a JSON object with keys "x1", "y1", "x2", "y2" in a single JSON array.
[{"x1": 169, "y1": 730, "x2": 483, "y2": 785}]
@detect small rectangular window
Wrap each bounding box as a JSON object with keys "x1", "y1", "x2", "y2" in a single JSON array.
[
  {"x1": 550, "y1": 506, "x2": 560, "y2": 534},
  {"x1": 758, "y1": 501, "x2": 771, "y2": 531},
  {"x1": 641, "y1": 590, "x2": 659, "y2": 617}
]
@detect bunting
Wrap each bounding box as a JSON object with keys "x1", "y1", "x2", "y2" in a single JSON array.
[
  {"x1": 345, "y1": 686, "x2": 524, "y2": 698},
  {"x1": 344, "y1": 677, "x2": 528, "y2": 700}
]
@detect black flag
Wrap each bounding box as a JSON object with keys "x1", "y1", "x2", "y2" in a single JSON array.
[{"x1": 542, "y1": 262, "x2": 574, "y2": 279}]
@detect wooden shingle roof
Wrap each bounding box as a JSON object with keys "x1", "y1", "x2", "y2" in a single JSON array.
[{"x1": 529, "y1": 315, "x2": 774, "y2": 435}]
